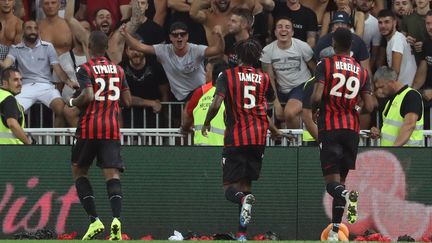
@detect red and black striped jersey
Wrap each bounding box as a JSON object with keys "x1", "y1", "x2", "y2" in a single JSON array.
[
  {"x1": 75, "y1": 57, "x2": 129, "y2": 140},
  {"x1": 315, "y1": 55, "x2": 371, "y2": 132},
  {"x1": 215, "y1": 66, "x2": 272, "y2": 146}
]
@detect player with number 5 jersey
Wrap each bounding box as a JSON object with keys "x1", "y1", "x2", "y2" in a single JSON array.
[
  {"x1": 215, "y1": 65, "x2": 273, "y2": 146},
  {"x1": 201, "y1": 39, "x2": 282, "y2": 241}
]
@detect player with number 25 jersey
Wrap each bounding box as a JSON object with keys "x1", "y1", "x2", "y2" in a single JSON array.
[
  {"x1": 75, "y1": 56, "x2": 129, "y2": 139},
  {"x1": 314, "y1": 55, "x2": 371, "y2": 132}
]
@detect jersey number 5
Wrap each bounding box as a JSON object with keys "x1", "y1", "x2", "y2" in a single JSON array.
[
  {"x1": 244, "y1": 85, "x2": 256, "y2": 109},
  {"x1": 330, "y1": 73, "x2": 360, "y2": 99},
  {"x1": 95, "y1": 77, "x2": 120, "y2": 101}
]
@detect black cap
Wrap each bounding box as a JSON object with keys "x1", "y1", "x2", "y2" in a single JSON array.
[
  {"x1": 331, "y1": 11, "x2": 351, "y2": 25},
  {"x1": 169, "y1": 21, "x2": 188, "y2": 33}
]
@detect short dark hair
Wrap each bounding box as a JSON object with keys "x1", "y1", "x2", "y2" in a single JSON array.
[
  {"x1": 427, "y1": 10, "x2": 432, "y2": 17},
  {"x1": 208, "y1": 58, "x2": 228, "y2": 85},
  {"x1": 22, "y1": 19, "x2": 37, "y2": 28},
  {"x1": 231, "y1": 8, "x2": 254, "y2": 28},
  {"x1": 235, "y1": 39, "x2": 262, "y2": 66},
  {"x1": 333, "y1": 28, "x2": 352, "y2": 52},
  {"x1": 89, "y1": 31, "x2": 108, "y2": 54},
  {"x1": 378, "y1": 9, "x2": 396, "y2": 19},
  {"x1": 94, "y1": 8, "x2": 112, "y2": 19},
  {"x1": 169, "y1": 21, "x2": 188, "y2": 33},
  {"x1": 1, "y1": 67, "x2": 20, "y2": 85},
  {"x1": 274, "y1": 16, "x2": 293, "y2": 26}
]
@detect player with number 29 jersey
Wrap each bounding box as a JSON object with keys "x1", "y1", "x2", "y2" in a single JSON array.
[
  {"x1": 215, "y1": 66, "x2": 272, "y2": 146},
  {"x1": 75, "y1": 56, "x2": 129, "y2": 140},
  {"x1": 315, "y1": 55, "x2": 371, "y2": 132}
]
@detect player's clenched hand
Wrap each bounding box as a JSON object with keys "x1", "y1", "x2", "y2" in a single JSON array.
[{"x1": 201, "y1": 124, "x2": 211, "y2": 137}]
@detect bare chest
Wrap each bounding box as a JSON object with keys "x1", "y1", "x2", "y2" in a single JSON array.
[
  {"x1": 39, "y1": 20, "x2": 73, "y2": 54},
  {"x1": 0, "y1": 18, "x2": 20, "y2": 45}
]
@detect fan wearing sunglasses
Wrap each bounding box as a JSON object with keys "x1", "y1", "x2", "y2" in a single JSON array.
[{"x1": 120, "y1": 21, "x2": 224, "y2": 103}]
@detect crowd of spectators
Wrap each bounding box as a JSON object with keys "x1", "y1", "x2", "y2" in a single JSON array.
[{"x1": 1, "y1": 0, "x2": 432, "y2": 134}]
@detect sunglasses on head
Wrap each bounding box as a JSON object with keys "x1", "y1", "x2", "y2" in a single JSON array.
[{"x1": 170, "y1": 31, "x2": 188, "y2": 37}]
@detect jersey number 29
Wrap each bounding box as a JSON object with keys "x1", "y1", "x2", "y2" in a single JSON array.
[{"x1": 330, "y1": 73, "x2": 360, "y2": 99}]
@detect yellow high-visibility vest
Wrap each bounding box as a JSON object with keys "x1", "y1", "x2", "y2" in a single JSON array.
[
  {"x1": 193, "y1": 83, "x2": 225, "y2": 146},
  {"x1": 0, "y1": 89, "x2": 25, "y2": 144},
  {"x1": 381, "y1": 87, "x2": 424, "y2": 146}
]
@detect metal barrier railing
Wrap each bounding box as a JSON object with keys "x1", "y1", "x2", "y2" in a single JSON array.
[
  {"x1": 23, "y1": 103, "x2": 432, "y2": 146},
  {"x1": 24, "y1": 128, "x2": 432, "y2": 146},
  {"x1": 26, "y1": 102, "x2": 186, "y2": 129}
]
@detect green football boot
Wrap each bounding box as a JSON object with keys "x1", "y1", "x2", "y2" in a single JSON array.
[
  {"x1": 109, "y1": 217, "x2": 122, "y2": 241},
  {"x1": 82, "y1": 219, "x2": 104, "y2": 240}
]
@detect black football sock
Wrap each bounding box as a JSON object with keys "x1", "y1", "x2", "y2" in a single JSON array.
[
  {"x1": 327, "y1": 182, "x2": 346, "y2": 226},
  {"x1": 75, "y1": 177, "x2": 98, "y2": 222},
  {"x1": 326, "y1": 182, "x2": 346, "y2": 198},
  {"x1": 224, "y1": 186, "x2": 245, "y2": 204},
  {"x1": 332, "y1": 196, "x2": 346, "y2": 227},
  {"x1": 107, "y1": 178, "x2": 122, "y2": 218}
]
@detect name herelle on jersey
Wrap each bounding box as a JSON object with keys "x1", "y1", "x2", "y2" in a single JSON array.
[
  {"x1": 334, "y1": 61, "x2": 360, "y2": 75},
  {"x1": 238, "y1": 72, "x2": 262, "y2": 84}
]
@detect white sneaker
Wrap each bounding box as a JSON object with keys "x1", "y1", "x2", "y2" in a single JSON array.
[
  {"x1": 327, "y1": 230, "x2": 339, "y2": 241},
  {"x1": 240, "y1": 194, "x2": 255, "y2": 227}
]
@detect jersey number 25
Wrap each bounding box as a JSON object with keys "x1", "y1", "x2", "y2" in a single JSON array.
[{"x1": 94, "y1": 77, "x2": 120, "y2": 101}]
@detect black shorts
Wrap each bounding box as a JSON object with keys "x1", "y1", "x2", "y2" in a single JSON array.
[
  {"x1": 318, "y1": 129, "x2": 359, "y2": 176},
  {"x1": 222, "y1": 145, "x2": 265, "y2": 184},
  {"x1": 71, "y1": 138, "x2": 125, "y2": 172}
]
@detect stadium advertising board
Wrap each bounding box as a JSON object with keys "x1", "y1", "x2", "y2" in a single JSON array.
[{"x1": 0, "y1": 146, "x2": 430, "y2": 240}]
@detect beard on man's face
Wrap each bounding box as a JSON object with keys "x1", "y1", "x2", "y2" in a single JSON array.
[{"x1": 24, "y1": 34, "x2": 38, "y2": 43}]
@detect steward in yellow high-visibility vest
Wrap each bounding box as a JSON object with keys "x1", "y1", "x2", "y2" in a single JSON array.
[
  {"x1": 371, "y1": 67, "x2": 424, "y2": 146},
  {"x1": 181, "y1": 58, "x2": 227, "y2": 146},
  {"x1": 0, "y1": 67, "x2": 30, "y2": 144},
  {"x1": 192, "y1": 83, "x2": 225, "y2": 145},
  {"x1": 302, "y1": 77, "x2": 318, "y2": 145}
]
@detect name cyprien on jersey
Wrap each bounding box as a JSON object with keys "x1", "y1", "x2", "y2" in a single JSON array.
[{"x1": 91, "y1": 65, "x2": 118, "y2": 75}]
